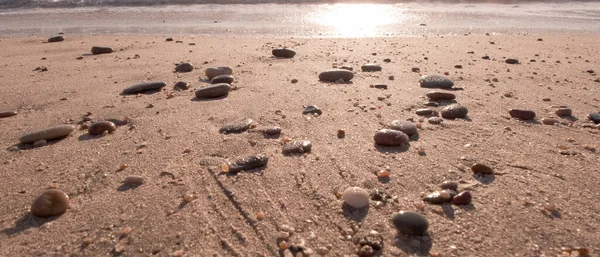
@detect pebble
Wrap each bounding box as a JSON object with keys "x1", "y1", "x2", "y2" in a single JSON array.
[
  {"x1": 415, "y1": 108, "x2": 434, "y2": 116},
  {"x1": 318, "y1": 69, "x2": 354, "y2": 82},
  {"x1": 342, "y1": 187, "x2": 369, "y2": 209},
  {"x1": 303, "y1": 105, "x2": 322, "y2": 115},
  {"x1": 91, "y1": 46, "x2": 113, "y2": 55},
  {"x1": 205, "y1": 66, "x2": 233, "y2": 80},
  {"x1": 419, "y1": 75, "x2": 454, "y2": 89},
  {"x1": 195, "y1": 83, "x2": 231, "y2": 99},
  {"x1": 30, "y1": 189, "x2": 69, "y2": 218},
  {"x1": 373, "y1": 129, "x2": 409, "y2": 146},
  {"x1": 482, "y1": 55, "x2": 490, "y2": 60},
  {"x1": 471, "y1": 163, "x2": 494, "y2": 175},
  {"x1": 33, "y1": 140, "x2": 48, "y2": 147},
  {"x1": 428, "y1": 117, "x2": 443, "y2": 124},
  {"x1": 221, "y1": 154, "x2": 268, "y2": 173},
  {"x1": 389, "y1": 120, "x2": 418, "y2": 136},
  {"x1": 272, "y1": 48, "x2": 296, "y2": 58},
  {"x1": 588, "y1": 113, "x2": 600, "y2": 124},
  {"x1": 542, "y1": 118, "x2": 559, "y2": 125},
  {"x1": 441, "y1": 104, "x2": 469, "y2": 119},
  {"x1": 122, "y1": 81, "x2": 167, "y2": 94},
  {"x1": 555, "y1": 108, "x2": 572, "y2": 116},
  {"x1": 166, "y1": 37, "x2": 174, "y2": 41},
  {"x1": 357, "y1": 245, "x2": 375, "y2": 257},
  {"x1": 290, "y1": 79, "x2": 298, "y2": 83},
  {"x1": 175, "y1": 62, "x2": 193, "y2": 73},
  {"x1": 374, "y1": 84, "x2": 388, "y2": 89},
  {"x1": 425, "y1": 101, "x2": 439, "y2": 107},
  {"x1": 505, "y1": 58, "x2": 519, "y2": 64},
  {"x1": 173, "y1": 81, "x2": 190, "y2": 91},
  {"x1": 423, "y1": 190, "x2": 457, "y2": 204},
  {"x1": 340, "y1": 65, "x2": 353, "y2": 71},
  {"x1": 361, "y1": 64, "x2": 382, "y2": 72},
  {"x1": 509, "y1": 109, "x2": 536, "y2": 120},
  {"x1": 47, "y1": 35, "x2": 64, "y2": 43},
  {"x1": 88, "y1": 121, "x2": 117, "y2": 135},
  {"x1": 426, "y1": 91, "x2": 456, "y2": 101},
  {"x1": 254, "y1": 126, "x2": 281, "y2": 136},
  {"x1": 452, "y1": 191, "x2": 472, "y2": 205},
  {"x1": 20, "y1": 125, "x2": 75, "y2": 144},
  {"x1": 391, "y1": 211, "x2": 429, "y2": 235},
  {"x1": 219, "y1": 118, "x2": 254, "y2": 133},
  {"x1": 211, "y1": 74, "x2": 234, "y2": 84},
  {"x1": 123, "y1": 175, "x2": 145, "y2": 185},
  {"x1": 282, "y1": 140, "x2": 312, "y2": 154},
  {"x1": 411, "y1": 67, "x2": 420, "y2": 72},
  {"x1": 370, "y1": 188, "x2": 391, "y2": 201},
  {"x1": 440, "y1": 181, "x2": 458, "y2": 191},
  {"x1": 0, "y1": 111, "x2": 17, "y2": 118}
]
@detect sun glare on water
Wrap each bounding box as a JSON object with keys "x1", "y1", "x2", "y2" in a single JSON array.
[{"x1": 314, "y1": 4, "x2": 400, "y2": 37}]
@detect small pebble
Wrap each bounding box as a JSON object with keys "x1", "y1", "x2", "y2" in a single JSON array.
[
  {"x1": 391, "y1": 211, "x2": 429, "y2": 235},
  {"x1": 88, "y1": 121, "x2": 117, "y2": 135},
  {"x1": 471, "y1": 163, "x2": 494, "y2": 174},
  {"x1": 91, "y1": 46, "x2": 113, "y2": 55},
  {"x1": 20, "y1": 125, "x2": 75, "y2": 144},
  {"x1": 428, "y1": 117, "x2": 443, "y2": 124},
  {"x1": 211, "y1": 74, "x2": 234, "y2": 84},
  {"x1": 426, "y1": 91, "x2": 456, "y2": 101},
  {"x1": 319, "y1": 69, "x2": 354, "y2": 82},
  {"x1": 389, "y1": 120, "x2": 418, "y2": 136},
  {"x1": 303, "y1": 105, "x2": 322, "y2": 115},
  {"x1": 373, "y1": 129, "x2": 409, "y2": 146},
  {"x1": 122, "y1": 81, "x2": 167, "y2": 94},
  {"x1": 175, "y1": 62, "x2": 193, "y2": 72},
  {"x1": 337, "y1": 129, "x2": 346, "y2": 138},
  {"x1": 555, "y1": 108, "x2": 572, "y2": 116},
  {"x1": 542, "y1": 118, "x2": 559, "y2": 125},
  {"x1": 423, "y1": 190, "x2": 456, "y2": 204},
  {"x1": 195, "y1": 83, "x2": 231, "y2": 99},
  {"x1": 272, "y1": 48, "x2": 296, "y2": 58},
  {"x1": 440, "y1": 181, "x2": 458, "y2": 191},
  {"x1": 505, "y1": 58, "x2": 519, "y2": 64},
  {"x1": 282, "y1": 140, "x2": 312, "y2": 154},
  {"x1": 48, "y1": 35, "x2": 64, "y2": 42},
  {"x1": 509, "y1": 109, "x2": 536, "y2": 120},
  {"x1": 30, "y1": 189, "x2": 70, "y2": 218},
  {"x1": 219, "y1": 118, "x2": 254, "y2": 133},
  {"x1": 452, "y1": 191, "x2": 472, "y2": 205},
  {"x1": 588, "y1": 113, "x2": 600, "y2": 124},
  {"x1": 415, "y1": 108, "x2": 434, "y2": 116},
  {"x1": 361, "y1": 64, "x2": 382, "y2": 72},
  {"x1": 173, "y1": 81, "x2": 190, "y2": 91},
  {"x1": 123, "y1": 175, "x2": 145, "y2": 185},
  {"x1": 205, "y1": 66, "x2": 233, "y2": 80},
  {"x1": 419, "y1": 75, "x2": 454, "y2": 89},
  {"x1": 0, "y1": 111, "x2": 17, "y2": 118},
  {"x1": 342, "y1": 187, "x2": 369, "y2": 209}
]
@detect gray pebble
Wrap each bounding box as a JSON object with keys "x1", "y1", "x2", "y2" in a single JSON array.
[
  {"x1": 441, "y1": 104, "x2": 468, "y2": 119},
  {"x1": 20, "y1": 125, "x2": 75, "y2": 144},
  {"x1": 122, "y1": 81, "x2": 167, "y2": 94},
  {"x1": 426, "y1": 91, "x2": 456, "y2": 101},
  {"x1": 195, "y1": 83, "x2": 231, "y2": 99},
  {"x1": 175, "y1": 62, "x2": 193, "y2": 72},
  {"x1": 361, "y1": 64, "x2": 382, "y2": 72},
  {"x1": 374, "y1": 129, "x2": 409, "y2": 146},
  {"x1": 589, "y1": 113, "x2": 600, "y2": 124},
  {"x1": 391, "y1": 211, "x2": 429, "y2": 235},
  {"x1": 509, "y1": 109, "x2": 536, "y2": 120},
  {"x1": 124, "y1": 175, "x2": 145, "y2": 185},
  {"x1": 505, "y1": 58, "x2": 519, "y2": 64},
  {"x1": 211, "y1": 74, "x2": 234, "y2": 84},
  {"x1": 205, "y1": 66, "x2": 233, "y2": 80},
  {"x1": 419, "y1": 75, "x2": 454, "y2": 89},
  {"x1": 389, "y1": 120, "x2": 417, "y2": 136},
  {"x1": 91, "y1": 46, "x2": 113, "y2": 55},
  {"x1": 88, "y1": 121, "x2": 117, "y2": 135},
  {"x1": 272, "y1": 48, "x2": 296, "y2": 58},
  {"x1": 319, "y1": 69, "x2": 354, "y2": 82},
  {"x1": 220, "y1": 118, "x2": 254, "y2": 134}
]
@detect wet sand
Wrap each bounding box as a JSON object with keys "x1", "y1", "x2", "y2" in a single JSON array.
[{"x1": 0, "y1": 33, "x2": 599, "y2": 256}]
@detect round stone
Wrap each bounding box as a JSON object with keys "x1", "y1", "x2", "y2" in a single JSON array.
[
  {"x1": 555, "y1": 108, "x2": 572, "y2": 116},
  {"x1": 91, "y1": 46, "x2": 113, "y2": 55},
  {"x1": 509, "y1": 109, "x2": 536, "y2": 120},
  {"x1": 272, "y1": 48, "x2": 296, "y2": 58},
  {"x1": 318, "y1": 69, "x2": 354, "y2": 82},
  {"x1": 175, "y1": 62, "x2": 193, "y2": 73},
  {"x1": 205, "y1": 66, "x2": 233, "y2": 80},
  {"x1": 88, "y1": 121, "x2": 117, "y2": 135},
  {"x1": 211, "y1": 74, "x2": 234, "y2": 84},
  {"x1": 419, "y1": 75, "x2": 454, "y2": 89},
  {"x1": 361, "y1": 64, "x2": 382, "y2": 72},
  {"x1": 441, "y1": 104, "x2": 468, "y2": 119},
  {"x1": 373, "y1": 129, "x2": 409, "y2": 146},
  {"x1": 122, "y1": 81, "x2": 167, "y2": 94},
  {"x1": 195, "y1": 83, "x2": 231, "y2": 99},
  {"x1": 389, "y1": 120, "x2": 417, "y2": 136},
  {"x1": 391, "y1": 211, "x2": 429, "y2": 235},
  {"x1": 426, "y1": 91, "x2": 456, "y2": 101},
  {"x1": 588, "y1": 113, "x2": 600, "y2": 124},
  {"x1": 342, "y1": 187, "x2": 369, "y2": 209},
  {"x1": 471, "y1": 163, "x2": 494, "y2": 175},
  {"x1": 31, "y1": 189, "x2": 69, "y2": 218},
  {"x1": 452, "y1": 191, "x2": 472, "y2": 205},
  {"x1": 173, "y1": 81, "x2": 190, "y2": 91},
  {"x1": 48, "y1": 36, "x2": 64, "y2": 43},
  {"x1": 20, "y1": 125, "x2": 75, "y2": 144}
]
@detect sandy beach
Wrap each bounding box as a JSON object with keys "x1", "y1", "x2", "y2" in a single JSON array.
[{"x1": 0, "y1": 32, "x2": 599, "y2": 256}]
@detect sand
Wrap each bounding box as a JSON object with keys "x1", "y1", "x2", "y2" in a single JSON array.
[{"x1": 0, "y1": 34, "x2": 599, "y2": 256}]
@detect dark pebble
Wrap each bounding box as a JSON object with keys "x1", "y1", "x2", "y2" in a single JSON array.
[
  {"x1": 423, "y1": 190, "x2": 457, "y2": 204},
  {"x1": 195, "y1": 83, "x2": 231, "y2": 99},
  {"x1": 383, "y1": 58, "x2": 391, "y2": 63},
  {"x1": 0, "y1": 111, "x2": 17, "y2": 118},
  {"x1": 88, "y1": 121, "x2": 117, "y2": 135},
  {"x1": 173, "y1": 81, "x2": 190, "y2": 91},
  {"x1": 411, "y1": 67, "x2": 420, "y2": 72},
  {"x1": 471, "y1": 163, "x2": 494, "y2": 175},
  {"x1": 319, "y1": 69, "x2": 354, "y2": 82},
  {"x1": 373, "y1": 129, "x2": 409, "y2": 146},
  {"x1": 589, "y1": 113, "x2": 600, "y2": 124},
  {"x1": 441, "y1": 104, "x2": 468, "y2": 119},
  {"x1": 31, "y1": 189, "x2": 69, "y2": 218},
  {"x1": 419, "y1": 75, "x2": 454, "y2": 89},
  {"x1": 374, "y1": 84, "x2": 387, "y2": 89},
  {"x1": 555, "y1": 108, "x2": 572, "y2": 116},
  {"x1": 122, "y1": 81, "x2": 166, "y2": 94},
  {"x1": 505, "y1": 58, "x2": 519, "y2": 64},
  {"x1": 224, "y1": 154, "x2": 268, "y2": 173},
  {"x1": 272, "y1": 48, "x2": 296, "y2": 58},
  {"x1": 509, "y1": 109, "x2": 536, "y2": 120},
  {"x1": 48, "y1": 36, "x2": 64, "y2": 43},
  {"x1": 91, "y1": 46, "x2": 113, "y2": 55},
  {"x1": 219, "y1": 118, "x2": 254, "y2": 134},
  {"x1": 175, "y1": 62, "x2": 194, "y2": 72},
  {"x1": 205, "y1": 66, "x2": 233, "y2": 80},
  {"x1": 211, "y1": 74, "x2": 234, "y2": 84},
  {"x1": 452, "y1": 191, "x2": 472, "y2": 205},
  {"x1": 391, "y1": 211, "x2": 429, "y2": 235},
  {"x1": 454, "y1": 65, "x2": 462, "y2": 69},
  {"x1": 361, "y1": 64, "x2": 382, "y2": 72},
  {"x1": 282, "y1": 140, "x2": 312, "y2": 154},
  {"x1": 303, "y1": 105, "x2": 322, "y2": 115},
  {"x1": 389, "y1": 120, "x2": 418, "y2": 136},
  {"x1": 166, "y1": 38, "x2": 174, "y2": 41},
  {"x1": 482, "y1": 55, "x2": 490, "y2": 60},
  {"x1": 426, "y1": 91, "x2": 456, "y2": 101}
]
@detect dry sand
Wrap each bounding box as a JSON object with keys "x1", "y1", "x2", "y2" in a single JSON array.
[{"x1": 0, "y1": 34, "x2": 599, "y2": 256}]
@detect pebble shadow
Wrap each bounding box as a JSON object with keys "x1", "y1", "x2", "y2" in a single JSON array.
[
  {"x1": 6, "y1": 139, "x2": 66, "y2": 151},
  {"x1": 393, "y1": 233, "x2": 432, "y2": 256},
  {"x1": 341, "y1": 203, "x2": 369, "y2": 221},
  {"x1": 190, "y1": 95, "x2": 228, "y2": 102},
  {"x1": 374, "y1": 144, "x2": 410, "y2": 153},
  {"x1": 117, "y1": 183, "x2": 142, "y2": 191},
  {"x1": 119, "y1": 89, "x2": 163, "y2": 96},
  {"x1": 473, "y1": 174, "x2": 496, "y2": 184},
  {"x1": 522, "y1": 119, "x2": 541, "y2": 125},
  {"x1": 223, "y1": 166, "x2": 267, "y2": 177},
  {"x1": 78, "y1": 134, "x2": 103, "y2": 141},
  {"x1": 441, "y1": 204, "x2": 455, "y2": 219},
  {"x1": 1, "y1": 213, "x2": 59, "y2": 236},
  {"x1": 457, "y1": 204, "x2": 477, "y2": 211},
  {"x1": 561, "y1": 115, "x2": 578, "y2": 122},
  {"x1": 409, "y1": 133, "x2": 420, "y2": 142}
]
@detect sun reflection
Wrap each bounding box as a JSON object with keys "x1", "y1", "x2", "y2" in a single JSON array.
[{"x1": 314, "y1": 4, "x2": 400, "y2": 37}]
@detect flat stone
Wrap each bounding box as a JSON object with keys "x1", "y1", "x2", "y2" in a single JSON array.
[
  {"x1": 509, "y1": 109, "x2": 536, "y2": 120},
  {"x1": 173, "y1": 81, "x2": 190, "y2": 91},
  {"x1": 31, "y1": 189, "x2": 69, "y2": 218},
  {"x1": 426, "y1": 91, "x2": 456, "y2": 101},
  {"x1": 555, "y1": 108, "x2": 572, "y2": 116},
  {"x1": 374, "y1": 129, "x2": 409, "y2": 146},
  {"x1": 195, "y1": 83, "x2": 231, "y2": 99},
  {"x1": 253, "y1": 126, "x2": 281, "y2": 136},
  {"x1": 272, "y1": 48, "x2": 296, "y2": 58},
  {"x1": 20, "y1": 125, "x2": 75, "y2": 144},
  {"x1": 361, "y1": 64, "x2": 382, "y2": 72},
  {"x1": 48, "y1": 36, "x2": 64, "y2": 43},
  {"x1": 391, "y1": 211, "x2": 429, "y2": 235},
  {"x1": 441, "y1": 104, "x2": 468, "y2": 119},
  {"x1": 91, "y1": 46, "x2": 113, "y2": 55},
  {"x1": 223, "y1": 154, "x2": 268, "y2": 173},
  {"x1": 587, "y1": 113, "x2": 600, "y2": 124},
  {"x1": 0, "y1": 111, "x2": 17, "y2": 118},
  {"x1": 205, "y1": 66, "x2": 233, "y2": 80},
  {"x1": 88, "y1": 121, "x2": 117, "y2": 135},
  {"x1": 282, "y1": 140, "x2": 312, "y2": 154},
  {"x1": 219, "y1": 118, "x2": 254, "y2": 134},
  {"x1": 122, "y1": 81, "x2": 167, "y2": 94},
  {"x1": 419, "y1": 75, "x2": 454, "y2": 89},
  {"x1": 542, "y1": 118, "x2": 559, "y2": 125},
  {"x1": 303, "y1": 105, "x2": 322, "y2": 115},
  {"x1": 342, "y1": 187, "x2": 369, "y2": 209},
  {"x1": 505, "y1": 58, "x2": 519, "y2": 64},
  {"x1": 211, "y1": 74, "x2": 234, "y2": 84},
  {"x1": 415, "y1": 108, "x2": 434, "y2": 116},
  {"x1": 389, "y1": 120, "x2": 418, "y2": 136},
  {"x1": 175, "y1": 62, "x2": 193, "y2": 72},
  {"x1": 471, "y1": 163, "x2": 494, "y2": 175},
  {"x1": 319, "y1": 69, "x2": 354, "y2": 82}
]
